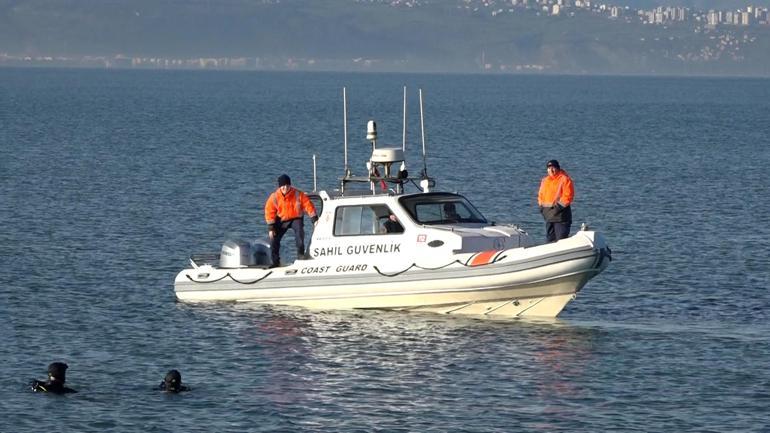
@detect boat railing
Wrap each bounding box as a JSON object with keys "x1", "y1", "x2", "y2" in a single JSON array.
[
  {"x1": 338, "y1": 172, "x2": 435, "y2": 196},
  {"x1": 190, "y1": 253, "x2": 220, "y2": 267},
  {"x1": 327, "y1": 188, "x2": 396, "y2": 198}
]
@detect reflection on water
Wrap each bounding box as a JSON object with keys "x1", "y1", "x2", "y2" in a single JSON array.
[{"x1": 177, "y1": 303, "x2": 613, "y2": 431}]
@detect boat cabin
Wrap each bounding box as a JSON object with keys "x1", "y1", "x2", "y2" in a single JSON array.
[{"x1": 307, "y1": 189, "x2": 530, "y2": 266}]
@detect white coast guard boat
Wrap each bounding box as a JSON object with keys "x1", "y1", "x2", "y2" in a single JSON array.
[{"x1": 174, "y1": 89, "x2": 610, "y2": 318}]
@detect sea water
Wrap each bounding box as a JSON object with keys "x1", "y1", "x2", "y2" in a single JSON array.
[{"x1": 1, "y1": 69, "x2": 769, "y2": 432}]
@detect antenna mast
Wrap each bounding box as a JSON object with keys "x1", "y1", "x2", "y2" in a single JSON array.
[
  {"x1": 419, "y1": 88, "x2": 427, "y2": 177},
  {"x1": 402, "y1": 86, "x2": 407, "y2": 151},
  {"x1": 312, "y1": 154, "x2": 317, "y2": 192},
  {"x1": 343, "y1": 87, "x2": 349, "y2": 177}
]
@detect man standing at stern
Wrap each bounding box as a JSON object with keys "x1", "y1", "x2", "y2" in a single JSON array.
[
  {"x1": 538, "y1": 160, "x2": 574, "y2": 243},
  {"x1": 265, "y1": 174, "x2": 317, "y2": 267}
]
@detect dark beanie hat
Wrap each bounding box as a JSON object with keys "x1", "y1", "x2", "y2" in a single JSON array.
[
  {"x1": 546, "y1": 160, "x2": 560, "y2": 169},
  {"x1": 277, "y1": 174, "x2": 291, "y2": 186},
  {"x1": 164, "y1": 369, "x2": 182, "y2": 386},
  {"x1": 47, "y1": 362, "x2": 68, "y2": 381}
]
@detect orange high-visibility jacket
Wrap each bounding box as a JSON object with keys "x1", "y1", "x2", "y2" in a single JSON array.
[
  {"x1": 265, "y1": 187, "x2": 316, "y2": 227},
  {"x1": 538, "y1": 170, "x2": 574, "y2": 208}
]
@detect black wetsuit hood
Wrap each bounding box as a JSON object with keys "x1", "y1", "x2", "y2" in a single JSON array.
[
  {"x1": 31, "y1": 363, "x2": 76, "y2": 394},
  {"x1": 159, "y1": 369, "x2": 189, "y2": 393}
]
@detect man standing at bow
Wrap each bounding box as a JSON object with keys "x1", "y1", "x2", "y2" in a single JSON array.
[
  {"x1": 265, "y1": 174, "x2": 318, "y2": 267},
  {"x1": 538, "y1": 160, "x2": 575, "y2": 243}
]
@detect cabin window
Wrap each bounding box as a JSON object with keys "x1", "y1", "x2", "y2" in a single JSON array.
[
  {"x1": 415, "y1": 202, "x2": 470, "y2": 223},
  {"x1": 400, "y1": 193, "x2": 487, "y2": 225},
  {"x1": 334, "y1": 204, "x2": 401, "y2": 236}
]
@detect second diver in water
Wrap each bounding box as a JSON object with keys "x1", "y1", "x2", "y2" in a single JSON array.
[{"x1": 30, "y1": 362, "x2": 77, "y2": 394}]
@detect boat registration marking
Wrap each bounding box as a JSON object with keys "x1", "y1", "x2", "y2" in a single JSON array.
[
  {"x1": 336, "y1": 264, "x2": 368, "y2": 272},
  {"x1": 300, "y1": 266, "x2": 331, "y2": 274},
  {"x1": 312, "y1": 243, "x2": 401, "y2": 257},
  {"x1": 299, "y1": 264, "x2": 369, "y2": 275}
]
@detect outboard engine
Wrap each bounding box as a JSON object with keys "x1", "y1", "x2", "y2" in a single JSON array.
[
  {"x1": 220, "y1": 239, "x2": 254, "y2": 268},
  {"x1": 251, "y1": 238, "x2": 272, "y2": 267}
]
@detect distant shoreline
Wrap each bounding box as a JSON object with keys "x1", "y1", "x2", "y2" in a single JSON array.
[{"x1": 2, "y1": 63, "x2": 769, "y2": 79}]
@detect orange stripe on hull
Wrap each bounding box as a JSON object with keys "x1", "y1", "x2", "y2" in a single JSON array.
[{"x1": 469, "y1": 250, "x2": 499, "y2": 267}]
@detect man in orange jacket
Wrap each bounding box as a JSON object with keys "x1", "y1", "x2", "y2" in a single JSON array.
[
  {"x1": 538, "y1": 160, "x2": 574, "y2": 243},
  {"x1": 265, "y1": 174, "x2": 318, "y2": 267}
]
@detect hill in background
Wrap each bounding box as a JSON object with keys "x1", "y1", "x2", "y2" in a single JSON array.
[{"x1": 1, "y1": 0, "x2": 769, "y2": 76}]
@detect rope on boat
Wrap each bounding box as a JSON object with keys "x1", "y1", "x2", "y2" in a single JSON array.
[
  {"x1": 186, "y1": 273, "x2": 230, "y2": 284},
  {"x1": 229, "y1": 271, "x2": 274, "y2": 284},
  {"x1": 186, "y1": 270, "x2": 273, "y2": 285},
  {"x1": 373, "y1": 260, "x2": 463, "y2": 277},
  {"x1": 373, "y1": 253, "x2": 507, "y2": 278}
]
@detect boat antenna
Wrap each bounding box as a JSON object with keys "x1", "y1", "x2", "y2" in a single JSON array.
[
  {"x1": 402, "y1": 86, "x2": 407, "y2": 151},
  {"x1": 343, "y1": 87, "x2": 350, "y2": 177},
  {"x1": 367, "y1": 120, "x2": 377, "y2": 150},
  {"x1": 366, "y1": 120, "x2": 377, "y2": 194},
  {"x1": 419, "y1": 88, "x2": 428, "y2": 178},
  {"x1": 400, "y1": 86, "x2": 409, "y2": 186},
  {"x1": 312, "y1": 154, "x2": 317, "y2": 192}
]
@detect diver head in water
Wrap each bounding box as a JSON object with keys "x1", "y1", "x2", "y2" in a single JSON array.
[
  {"x1": 30, "y1": 362, "x2": 77, "y2": 394},
  {"x1": 159, "y1": 369, "x2": 189, "y2": 393}
]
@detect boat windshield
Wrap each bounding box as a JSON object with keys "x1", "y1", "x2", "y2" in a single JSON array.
[{"x1": 399, "y1": 193, "x2": 487, "y2": 225}]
